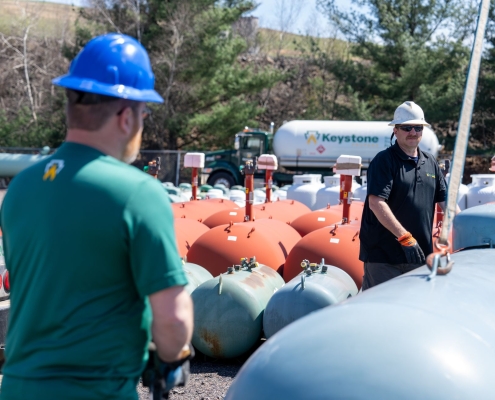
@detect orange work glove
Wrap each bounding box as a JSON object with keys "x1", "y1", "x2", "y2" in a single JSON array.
[{"x1": 397, "y1": 232, "x2": 426, "y2": 265}]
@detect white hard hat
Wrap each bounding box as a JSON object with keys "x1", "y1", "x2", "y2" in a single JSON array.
[{"x1": 388, "y1": 101, "x2": 431, "y2": 127}]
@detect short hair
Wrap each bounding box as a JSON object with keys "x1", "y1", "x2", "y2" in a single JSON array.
[{"x1": 66, "y1": 89, "x2": 139, "y2": 131}]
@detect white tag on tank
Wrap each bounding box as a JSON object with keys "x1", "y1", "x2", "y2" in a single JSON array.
[
  {"x1": 228, "y1": 236, "x2": 237, "y2": 241},
  {"x1": 229, "y1": 212, "x2": 237, "y2": 215},
  {"x1": 330, "y1": 238, "x2": 340, "y2": 244},
  {"x1": 318, "y1": 217, "x2": 326, "y2": 221}
]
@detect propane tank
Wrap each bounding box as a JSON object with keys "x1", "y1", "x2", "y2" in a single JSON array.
[
  {"x1": 182, "y1": 261, "x2": 214, "y2": 295},
  {"x1": 353, "y1": 175, "x2": 368, "y2": 201},
  {"x1": 0, "y1": 153, "x2": 50, "y2": 178},
  {"x1": 272, "y1": 120, "x2": 441, "y2": 169},
  {"x1": 225, "y1": 248, "x2": 495, "y2": 400},
  {"x1": 453, "y1": 203, "x2": 495, "y2": 251},
  {"x1": 254, "y1": 199, "x2": 311, "y2": 223},
  {"x1": 174, "y1": 218, "x2": 210, "y2": 257},
  {"x1": 313, "y1": 175, "x2": 361, "y2": 209},
  {"x1": 286, "y1": 175, "x2": 325, "y2": 210},
  {"x1": 466, "y1": 174, "x2": 495, "y2": 208},
  {"x1": 283, "y1": 221, "x2": 363, "y2": 287},
  {"x1": 187, "y1": 219, "x2": 301, "y2": 276},
  {"x1": 191, "y1": 257, "x2": 285, "y2": 358},
  {"x1": 171, "y1": 198, "x2": 238, "y2": 222},
  {"x1": 229, "y1": 189, "x2": 246, "y2": 207},
  {"x1": 263, "y1": 259, "x2": 358, "y2": 339},
  {"x1": 290, "y1": 202, "x2": 364, "y2": 237},
  {"x1": 202, "y1": 208, "x2": 245, "y2": 228},
  {"x1": 445, "y1": 173, "x2": 469, "y2": 210}
]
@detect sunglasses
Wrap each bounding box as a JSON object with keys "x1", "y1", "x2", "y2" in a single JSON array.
[{"x1": 398, "y1": 125, "x2": 423, "y2": 132}]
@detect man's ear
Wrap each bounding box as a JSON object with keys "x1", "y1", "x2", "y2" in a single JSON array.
[{"x1": 117, "y1": 107, "x2": 134, "y2": 137}]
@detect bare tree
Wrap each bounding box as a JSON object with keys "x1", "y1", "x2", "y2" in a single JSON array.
[{"x1": 273, "y1": 0, "x2": 303, "y2": 58}]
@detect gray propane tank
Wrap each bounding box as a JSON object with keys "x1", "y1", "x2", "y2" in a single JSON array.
[
  {"x1": 263, "y1": 259, "x2": 358, "y2": 338},
  {"x1": 182, "y1": 261, "x2": 214, "y2": 295},
  {"x1": 191, "y1": 257, "x2": 285, "y2": 359},
  {"x1": 226, "y1": 248, "x2": 495, "y2": 400},
  {"x1": 453, "y1": 203, "x2": 495, "y2": 251}
]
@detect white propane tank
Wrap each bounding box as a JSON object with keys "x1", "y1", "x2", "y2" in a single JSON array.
[
  {"x1": 466, "y1": 174, "x2": 495, "y2": 208},
  {"x1": 206, "y1": 188, "x2": 226, "y2": 199},
  {"x1": 254, "y1": 188, "x2": 267, "y2": 204},
  {"x1": 272, "y1": 189, "x2": 287, "y2": 201},
  {"x1": 353, "y1": 175, "x2": 368, "y2": 201},
  {"x1": 287, "y1": 175, "x2": 325, "y2": 210},
  {"x1": 229, "y1": 189, "x2": 246, "y2": 207},
  {"x1": 446, "y1": 174, "x2": 469, "y2": 210},
  {"x1": 273, "y1": 120, "x2": 441, "y2": 169},
  {"x1": 313, "y1": 175, "x2": 361, "y2": 209}
]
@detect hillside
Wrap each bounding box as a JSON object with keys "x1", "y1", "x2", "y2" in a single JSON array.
[{"x1": 0, "y1": 1, "x2": 78, "y2": 38}]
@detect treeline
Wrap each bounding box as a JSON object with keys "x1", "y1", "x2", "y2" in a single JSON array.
[{"x1": 1, "y1": 0, "x2": 495, "y2": 153}]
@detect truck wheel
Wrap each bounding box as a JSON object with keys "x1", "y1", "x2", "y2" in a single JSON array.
[{"x1": 208, "y1": 172, "x2": 235, "y2": 189}]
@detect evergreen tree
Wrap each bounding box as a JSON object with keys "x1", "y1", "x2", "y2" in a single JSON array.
[
  {"x1": 68, "y1": 0, "x2": 283, "y2": 150},
  {"x1": 316, "y1": 0, "x2": 476, "y2": 129}
]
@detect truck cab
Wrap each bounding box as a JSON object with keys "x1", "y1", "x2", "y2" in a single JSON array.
[{"x1": 202, "y1": 128, "x2": 272, "y2": 188}]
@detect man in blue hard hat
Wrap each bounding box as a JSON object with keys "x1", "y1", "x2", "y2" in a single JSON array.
[
  {"x1": 0, "y1": 33, "x2": 193, "y2": 399},
  {"x1": 359, "y1": 101, "x2": 456, "y2": 291}
]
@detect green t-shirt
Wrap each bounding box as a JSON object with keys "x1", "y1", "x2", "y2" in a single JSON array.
[{"x1": 0, "y1": 142, "x2": 187, "y2": 399}]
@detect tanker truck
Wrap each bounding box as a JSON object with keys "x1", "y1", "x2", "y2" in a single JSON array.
[{"x1": 202, "y1": 120, "x2": 442, "y2": 188}]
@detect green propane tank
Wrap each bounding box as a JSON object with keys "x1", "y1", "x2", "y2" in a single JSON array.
[
  {"x1": 183, "y1": 262, "x2": 214, "y2": 295},
  {"x1": 191, "y1": 257, "x2": 285, "y2": 358}
]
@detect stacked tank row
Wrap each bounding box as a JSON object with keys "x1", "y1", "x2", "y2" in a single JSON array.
[
  {"x1": 171, "y1": 151, "x2": 495, "y2": 360},
  {"x1": 170, "y1": 153, "x2": 368, "y2": 358}
]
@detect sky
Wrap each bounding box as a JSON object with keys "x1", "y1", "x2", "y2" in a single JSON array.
[
  {"x1": 32, "y1": 0, "x2": 351, "y2": 36},
  {"x1": 248, "y1": 0, "x2": 350, "y2": 36}
]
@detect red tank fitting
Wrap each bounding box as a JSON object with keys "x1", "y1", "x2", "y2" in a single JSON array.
[
  {"x1": 335, "y1": 155, "x2": 362, "y2": 225},
  {"x1": 243, "y1": 160, "x2": 256, "y2": 221},
  {"x1": 184, "y1": 153, "x2": 205, "y2": 200},
  {"x1": 257, "y1": 154, "x2": 278, "y2": 203}
]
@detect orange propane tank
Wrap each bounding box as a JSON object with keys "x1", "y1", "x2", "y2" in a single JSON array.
[
  {"x1": 174, "y1": 218, "x2": 210, "y2": 257},
  {"x1": 171, "y1": 198, "x2": 238, "y2": 222},
  {"x1": 187, "y1": 219, "x2": 302, "y2": 277},
  {"x1": 254, "y1": 199, "x2": 311, "y2": 223},
  {"x1": 284, "y1": 220, "x2": 363, "y2": 288},
  {"x1": 203, "y1": 208, "x2": 245, "y2": 228},
  {"x1": 291, "y1": 202, "x2": 364, "y2": 237}
]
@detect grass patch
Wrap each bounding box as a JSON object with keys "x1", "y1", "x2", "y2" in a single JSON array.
[
  {"x1": 0, "y1": 0, "x2": 79, "y2": 39},
  {"x1": 257, "y1": 28, "x2": 350, "y2": 58}
]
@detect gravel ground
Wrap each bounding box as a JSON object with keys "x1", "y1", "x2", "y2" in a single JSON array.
[{"x1": 137, "y1": 351, "x2": 251, "y2": 400}]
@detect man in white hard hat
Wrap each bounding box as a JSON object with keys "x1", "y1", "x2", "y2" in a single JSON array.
[
  {"x1": 359, "y1": 101, "x2": 451, "y2": 290},
  {"x1": 489, "y1": 155, "x2": 495, "y2": 172}
]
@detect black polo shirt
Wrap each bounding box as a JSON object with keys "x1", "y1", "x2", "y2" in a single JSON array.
[{"x1": 359, "y1": 142, "x2": 447, "y2": 264}]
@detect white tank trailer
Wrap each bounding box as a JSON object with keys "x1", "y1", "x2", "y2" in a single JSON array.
[{"x1": 273, "y1": 121, "x2": 441, "y2": 169}]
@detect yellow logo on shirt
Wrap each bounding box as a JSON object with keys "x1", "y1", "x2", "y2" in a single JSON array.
[
  {"x1": 426, "y1": 173, "x2": 436, "y2": 179},
  {"x1": 43, "y1": 160, "x2": 64, "y2": 181}
]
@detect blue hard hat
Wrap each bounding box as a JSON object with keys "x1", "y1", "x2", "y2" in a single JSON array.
[{"x1": 52, "y1": 33, "x2": 163, "y2": 103}]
